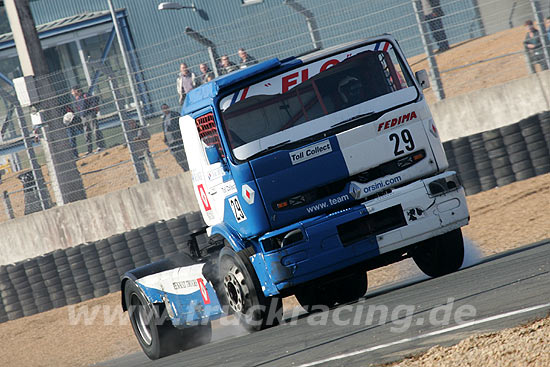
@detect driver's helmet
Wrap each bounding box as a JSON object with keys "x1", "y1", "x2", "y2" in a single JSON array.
[{"x1": 338, "y1": 76, "x2": 363, "y2": 105}]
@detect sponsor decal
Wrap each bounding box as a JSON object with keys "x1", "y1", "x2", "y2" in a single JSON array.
[
  {"x1": 197, "y1": 278, "x2": 211, "y2": 305},
  {"x1": 290, "y1": 140, "x2": 332, "y2": 165},
  {"x1": 219, "y1": 181, "x2": 237, "y2": 195},
  {"x1": 198, "y1": 184, "x2": 211, "y2": 211},
  {"x1": 228, "y1": 196, "x2": 247, "y2": 222},
  {"x1": 207, "y1": 167, "x2": 225, "y2": 181},
  {"x1": 377, "y1": 111, "x2": 417, "y2": 132},
  {"x1": 348, "y1": 175, "x2": 403, "y2": 199},
  {"x1": 242, "y1": 184, "x2": 255, "y2": 205},
  {"x1": 305, "y1": 194, "x2": 350, "y2": 214},
  {"x1": 173, "y1": 279, "x2": 198, "y2": 290}
]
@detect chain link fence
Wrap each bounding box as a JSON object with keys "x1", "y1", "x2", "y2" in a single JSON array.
[{"x1": 0, "y1": 0, "x2": 549, "y2": 222}]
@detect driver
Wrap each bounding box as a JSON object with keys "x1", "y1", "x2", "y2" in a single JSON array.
[{"x1": 338, "y1": 76, "x2": 363, "y2": 106}]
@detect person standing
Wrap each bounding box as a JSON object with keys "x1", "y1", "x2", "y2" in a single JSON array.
[
  {"x1": 238, "y1": 48, "x2": 258, "y2": 69},
  {"x1": 71, "y1": 86, "x2": 105, "y2": 155},
  {"x1": 199, "y1": 63, "x2": 215, "y2": 84},
  {"x1": 176, "y1": 63, "x2": 198, "y2": 106},
  {"x1": 421, "y1": 0, "x2": 449, "y2": 53},
  {"x1": 219, "y1": 55, "x2": 238, "y2": 75},
  {"x1": 161, "y1": 103, "x2": 189, "y2": 171},
  {"x1": 524, "y1": 20, "x2": 548, "y2": 72}
]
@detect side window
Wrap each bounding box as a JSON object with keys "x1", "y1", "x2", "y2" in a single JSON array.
[{"x1": 195, "y1": 113, "x2": 225, "y2": 158}]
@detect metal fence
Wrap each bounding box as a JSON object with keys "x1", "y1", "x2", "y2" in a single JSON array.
[{"x1": 1, "y1": 0, "x2": 550, "y2": 222}]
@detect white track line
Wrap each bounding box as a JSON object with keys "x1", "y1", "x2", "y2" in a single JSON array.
[{"x1": 296, "y1": 302, "x2": 550, "y2": 367}]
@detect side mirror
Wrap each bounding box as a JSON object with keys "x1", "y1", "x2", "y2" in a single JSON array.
[
  {"x1": 205, "y1": 145, "x2": 221, "y2": 164},
  {"x1": 415, "y1": 69, "x2": 430, "y2": 90}
]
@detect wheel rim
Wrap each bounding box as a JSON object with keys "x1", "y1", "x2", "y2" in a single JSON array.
[
  {"x1": 131, "y1": 293, "x2": 153, "y2": 346},
  {"x1": 223, "y1": 265, "x2": 249, "y2": 314}
]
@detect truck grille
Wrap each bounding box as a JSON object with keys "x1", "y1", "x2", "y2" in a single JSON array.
[{"x1": 337, "y1": 205, "x2": 406, "y2": 246}]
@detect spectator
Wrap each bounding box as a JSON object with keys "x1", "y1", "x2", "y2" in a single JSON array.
[
  {"x1": 199, "y1": 63, "x2": 215, "y2": 84},
  {"x1": 176, "y1": 62, "x2": 198, "y2": 106},
  {"x1": 238, "y1": 48, "x2": 258, "y2": 69},
  {"x1": 524, "y1": 20, "x2": 548, "y2": 72},
  {"x1": 70, "y1": 86, "x2": 105, "y2": 155},
  {"x1": 421, "y1": 0, "x2": 449, "y2": 53},
  {"x1": 127, "y1": 119, "x2": 158, "y2": 182},
  {"x1": 62, "y1": 110, "x2": 83, "y2": 158},
  {"x1": 219, "y1": 54, "x2": 238, "y2": 75},
  {"x1": 161, "y1": 103, "x2": 189, "y2": 171}
]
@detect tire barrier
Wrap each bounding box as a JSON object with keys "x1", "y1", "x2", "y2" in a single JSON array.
[
  {"x1": 444, "y1": 112, "x2": 550, "y2": 194},
  {"x1": 0, "y1": 211, "x2": 206, "y2": 323},
  {"x1": 1, "y1": 112, "x2": 549, "y2": 323}
]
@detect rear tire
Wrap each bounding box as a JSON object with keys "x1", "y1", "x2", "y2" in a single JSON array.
[
  {"x1": 124, "y1": 280, "x2": 211, "y2": 360},
  {"x1": 412, "y1": 229, "x2": 464, "y2": 278}
]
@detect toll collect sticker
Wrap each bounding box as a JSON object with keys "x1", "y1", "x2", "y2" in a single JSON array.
[
  {"x1": 228, "y1": 196, "x2": 247, "y2": 223},
  {"x1": 290, "y1": 140, "x2": 332, "y2": 165}
]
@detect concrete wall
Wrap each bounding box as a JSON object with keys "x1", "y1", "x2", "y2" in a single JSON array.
[
  {"x1": 0, "y1": 172, "x2": 200, "y2": 265},
  {"x1": 434, "y1": 69, "x2": 550, "y2": 142}
]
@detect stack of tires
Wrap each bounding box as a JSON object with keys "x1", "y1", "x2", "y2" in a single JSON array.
[
  {"x1": 108, "y1": 234, "x2": 135, "y2": 279},
  {"x1": 540, "y1": 112, "x2": 550, "y2": 154},
  {"x1": 124, "y1": 229, "x2": 150, "y2": 269},
  {"x1": 166, "y1": 216, "x2": 192, "y2": 256},
  {"x1": 54, "y1": 249, "x2": 80, "y2": 305},
  {"x1": 81, "y1": 243, "x2": 110, "y2": 298},
  {"x1": 96, "y1": 239, "x2": 120, "y2": 293},
  {"x1": 155, "y1": 221, "x2": 179, "y2": 258},
  {"x1": 138, "y1": 224, "x2": 164, "y2": 263},
  {"x1": 520, "y1": 115, "x2": 550, "y2": 176},
  {"x1": 451, "y1": 137, "x2": 481, "y2": 195},
  {"x1": 0, "y1": 265, "x2": 21, "y2": 321},
  {"x1": 38, "y1": 253, "x2": 65, "y2": 309},
  {"x1": 502, "y1": 121, "x2": 535, "y2": 182},
  {"x1": 7, "y1": 262, "x2": 37, "y2": 317},
  {"x1": 67, "y1": 246, "x2": 94, "y2": 302},
  {"x1": 468, "y1": 132, "x2": 491, "y2": 195}
]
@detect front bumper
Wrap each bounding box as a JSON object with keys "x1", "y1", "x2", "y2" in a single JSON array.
[{"x1": 251, "y1": 172, "x2": 469, "y2": 297}]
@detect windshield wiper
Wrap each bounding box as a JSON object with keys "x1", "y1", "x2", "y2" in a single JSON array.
[
  {"x1": 247, "y1": 140, "x2": 292, "y2": 160},
  {"x1": 330, "y1": 111, "x2": 376, "y2": 129}
]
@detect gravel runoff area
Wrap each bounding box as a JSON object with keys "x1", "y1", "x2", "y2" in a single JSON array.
[{"x1": 0, "y1": 172, "x2": 548, "y2": 367}]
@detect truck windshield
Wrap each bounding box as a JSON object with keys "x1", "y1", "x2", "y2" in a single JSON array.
[{"x1": 219, "y1": 40, "x2": 418, "y2": 161}]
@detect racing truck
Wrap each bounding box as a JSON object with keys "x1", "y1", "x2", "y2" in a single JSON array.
[{"x1": 121, "y1": 34, "x2": 469, "y2": 359}]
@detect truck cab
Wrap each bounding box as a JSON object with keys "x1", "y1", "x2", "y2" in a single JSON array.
[{"x1": 181, "y1": 35, "x2": 468, "y2": 319}]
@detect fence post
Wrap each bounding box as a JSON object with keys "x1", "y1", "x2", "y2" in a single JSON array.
[
  {"x1": 3, "y1": 190, "x2": 15, "y2": 220},
  {"x1": 529, "y1": 0, "x2": 550, "y2": 70},
  {"x1": 412, "y1": 0, "x2": 445, "y2": 101}
]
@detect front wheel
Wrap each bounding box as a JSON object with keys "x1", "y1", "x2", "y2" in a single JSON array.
[
  {"x1": 411, "y1": 228, "x2": 465, "y2": 278},
  {"x1": 219, "y1": 247, "x2": 283, "y2": 331},
  {"x1": 124, "y1": 280, "x2": 211, "y2": 360}
]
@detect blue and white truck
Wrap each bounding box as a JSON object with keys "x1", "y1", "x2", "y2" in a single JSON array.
[{"x1": 121, "y1": 34, "x2": 469, "y2": 359}]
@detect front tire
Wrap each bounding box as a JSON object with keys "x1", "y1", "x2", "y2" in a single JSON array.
[
  {"x1": 219, "y1": 247, "x2": 282, "y2": 331},
  {"x1": 412, "y1": 228, "x2": 465, "y2": 278},
  {"x1": 124, "y1": 280, "x2": 211, "y2": 360}
]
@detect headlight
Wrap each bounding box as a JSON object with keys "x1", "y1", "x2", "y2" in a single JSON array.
[{"x1": 426, "y1": 173, "x2": 460, "y2": 196}]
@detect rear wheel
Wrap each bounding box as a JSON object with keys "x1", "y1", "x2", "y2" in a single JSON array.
[
  {"x1": 219, "y1": 247, "x2": 283, "y2": 331},
  {"x1": 412, "y1": 229, "x2": 464, "y2": 278},
  {"x1": 124, "y1": 280, "x2": 211, "y2": 360}
]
